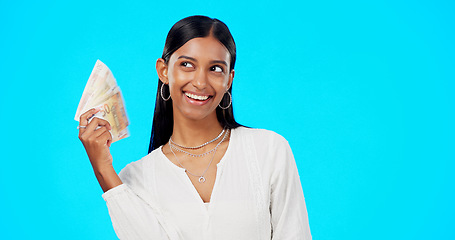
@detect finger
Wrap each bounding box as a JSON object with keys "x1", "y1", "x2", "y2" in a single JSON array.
[
  {"x1": 79, "y1": 108, "x2": 99, "y2": 124},
  {"x1": 82, "y1": 117, "x2": 112, "y2": 138},
  {"x1": 79, "y1": 108, "x2": 100, "y2": 135},
  {"x1": 97, "y1": 130, "x2": 114, "y2": 147},
  {"x1": 91, "y1": 125, "x2": 111, "y2": 139},
  {"x1": 81, "y1": 126, "x2": 111, "y2": 147}
]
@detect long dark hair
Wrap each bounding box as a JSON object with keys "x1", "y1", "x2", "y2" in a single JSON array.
[{"x1": 148, "y1": 15, "x2": 241, "y2": 153}]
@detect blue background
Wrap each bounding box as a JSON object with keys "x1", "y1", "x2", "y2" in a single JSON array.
[{"x1": 0, "y1": 0, "x2": 454, "y2": 239}]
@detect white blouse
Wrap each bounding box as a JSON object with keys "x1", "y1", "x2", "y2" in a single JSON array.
[{"x1": 102, "y1": 127, "x2": 311, "y2": 239}]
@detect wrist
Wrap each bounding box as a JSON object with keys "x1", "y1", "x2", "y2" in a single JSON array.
[
  {"x1": 92, "y1": 163, "x2": 115, "y2": 175},
  {"x1": 92, "y1": 165, "x2": 122, "y2": 192}
]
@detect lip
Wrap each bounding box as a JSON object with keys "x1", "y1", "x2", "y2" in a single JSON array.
[{"x1": 183, "y1": 91, "x2": 213, "y2": 106}]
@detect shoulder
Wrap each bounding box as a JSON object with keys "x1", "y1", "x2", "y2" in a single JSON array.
[
  {"x1": 232, "y1": 127, "x2": 293, "y2": 167},
  {"x1": 118, "y1": 147, "x2": 163, "y2": 186},
  {"x1": 233, "y1": 126, "x2": 290, "y2": 149},
  {"x1": 233, "y1": 127, "x2": 297, "y2": 184}
]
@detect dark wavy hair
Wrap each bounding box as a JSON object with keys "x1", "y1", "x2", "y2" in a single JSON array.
[{"x1": 148, "y1": 15, "x2": 241, "y2": 153}]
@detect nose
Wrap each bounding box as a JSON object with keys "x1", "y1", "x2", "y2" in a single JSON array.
[{"x1": 192, "y1": 69, "x2": 208, "y2": 90}]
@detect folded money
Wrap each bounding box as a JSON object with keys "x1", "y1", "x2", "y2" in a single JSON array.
[{"x1": 75, "y1": 60, "x2": 130, "y2": 143}]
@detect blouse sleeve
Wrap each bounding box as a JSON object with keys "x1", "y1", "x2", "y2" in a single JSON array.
[
  {"x1": 102, "y1": 162, "x2": 182, "y2": 240},
  {"x1": 269, "y1": 136, "x2": 312, "y2": 240}
]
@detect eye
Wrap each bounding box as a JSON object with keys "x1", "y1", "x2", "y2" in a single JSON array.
[
  {"x1": 210, "y1": 65, "x2": 224, "y2": 73},
  {"x1": 181, "y1": 62, "x2": 194, "y2": 68}
]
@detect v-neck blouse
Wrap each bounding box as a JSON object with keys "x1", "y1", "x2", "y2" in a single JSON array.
[{"x1": 102, "y1": 127, "x2": 311, "y2": 240}]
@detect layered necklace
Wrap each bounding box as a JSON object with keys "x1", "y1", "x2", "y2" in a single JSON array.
[{"x1": 169, "y1": 128, "x2": 229, "y2": 183}]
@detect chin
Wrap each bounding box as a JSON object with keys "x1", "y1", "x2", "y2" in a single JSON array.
[{"x1": 178, "y1": 107, "x2": 217, "y2": 122}]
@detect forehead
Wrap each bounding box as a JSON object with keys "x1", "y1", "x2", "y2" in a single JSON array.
[{"x1": 170, "y1": 36, "x2": 230, "y2": 63}]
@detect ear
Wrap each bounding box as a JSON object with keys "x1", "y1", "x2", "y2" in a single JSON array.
[
  {"x1": 227, "y1": 69, "x2": 235, "y2": 90},
  {"x1": 156, "y1": 58, "x2": 168, "y2": 84}
]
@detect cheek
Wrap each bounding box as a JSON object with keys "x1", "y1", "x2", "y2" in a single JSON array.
[
  {"x1": 211, "y1": 77, "x2": 230, "y2": 90},
  {"x1": 174, "y1": 70, "x2": 193, "y2": 80},
  {"x1": 169, "y1": 69, "x2": 194, "y2": 87},
  {"x1": 209, "y1": 73, "x2": 230, "y2": 86}
]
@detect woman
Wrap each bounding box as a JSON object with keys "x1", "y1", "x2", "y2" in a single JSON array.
[{"x1": 79, "y1": 15, "x2": 311, "y2": 239}]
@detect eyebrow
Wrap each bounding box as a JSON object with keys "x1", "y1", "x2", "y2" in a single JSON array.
[{"x1": 178, "y1": 55, "x2": 228, "y2": 66}]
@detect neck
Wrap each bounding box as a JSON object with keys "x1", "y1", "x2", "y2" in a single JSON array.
[{"x1": 171, "y1": 113, "x2": 224, "y2": 147}]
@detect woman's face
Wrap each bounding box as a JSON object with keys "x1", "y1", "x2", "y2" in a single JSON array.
[{"x1": 157, "y1": 36, "x2": 234, "y2": 122}]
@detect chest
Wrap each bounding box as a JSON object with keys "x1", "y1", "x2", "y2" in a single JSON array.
[
  {"x1": 186, "y1": 168, "x2": 216, "y2": 203},
  {"x1": 163, "y1": 143, "x2": 228, "y2": 203},
  {"x1": 148, "y1": 150, "x2": 272, "y2": 239}
]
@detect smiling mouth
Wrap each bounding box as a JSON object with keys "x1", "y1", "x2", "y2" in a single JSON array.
[{"x1": 184, "y1": 92, "x2": 212, "y2": 101}]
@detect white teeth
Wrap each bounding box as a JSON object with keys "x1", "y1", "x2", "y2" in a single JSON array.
[{"x1": 185, "y1": 92, "x2": 209, "y2": 101}]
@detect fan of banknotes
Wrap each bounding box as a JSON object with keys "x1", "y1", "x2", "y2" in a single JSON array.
[{"x1": 74, "y1": 60, "x2": 130, "y2": 143}]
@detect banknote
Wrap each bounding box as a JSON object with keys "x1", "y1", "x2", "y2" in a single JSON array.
[
  {"x1": 75, "y1": 60, "x2": 119, "y2": 120},
  {"x1": 75, "y1": 60, "x2": 130, "y2": 143},
  {"x1": 90, "y1": 89, "x2": 130, "y2": 142}
]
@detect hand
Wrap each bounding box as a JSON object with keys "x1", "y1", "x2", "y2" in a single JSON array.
[
  {"x1": 78, "y1": 108, "x2": 113, "y2": 171},
  {"x1": 78, "y1": 109, "x2": 122, "y2": 192}
]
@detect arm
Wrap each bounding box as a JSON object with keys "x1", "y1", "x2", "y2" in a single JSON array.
[
  {"x1": 78, "y1": 109, "x2": 180, "y2": 239},
  {"x1": 78, "y1": 108, "x2": 122, "y2": 192},
  {"x1": 102, "y1": 184, "x2": 179, "y2": 240},
  {"x1": 270, "y1": 138, "x2": 312, "y2": 240},
  {"x1": 102, "y1": 163, "x2": 182, "y2": 240}
]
